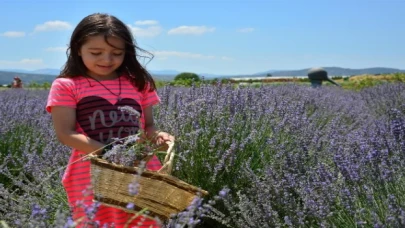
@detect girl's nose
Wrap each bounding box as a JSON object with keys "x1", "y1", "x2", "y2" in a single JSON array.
[{"x1": 102, "y1": 54, "x2": 113, "y2": 62}]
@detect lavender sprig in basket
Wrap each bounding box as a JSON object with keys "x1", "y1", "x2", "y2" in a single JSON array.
[{"x1": 101, "y1": 106, "x2": 157, "y2": 167}]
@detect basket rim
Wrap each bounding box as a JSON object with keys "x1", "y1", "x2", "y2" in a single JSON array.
[
  {"x1": 89, "y1": 156, "x2": 208, "y2": 196},
  {"x1": 92, "y1": 198, "x2": 170, "y2": 221}
]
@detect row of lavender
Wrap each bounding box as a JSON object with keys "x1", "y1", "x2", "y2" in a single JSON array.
[{"x1": 1, "y1": 82, "x2": 404, "y2": 227}]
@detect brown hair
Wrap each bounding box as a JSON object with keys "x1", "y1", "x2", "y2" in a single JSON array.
[{"x1": 59, "y1": 13, "x2": 156, "y2": 92}]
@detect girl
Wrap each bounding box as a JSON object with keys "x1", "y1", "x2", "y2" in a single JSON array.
[{"x1": 46, "y1": 13, "x2": 174, "y2": 227}]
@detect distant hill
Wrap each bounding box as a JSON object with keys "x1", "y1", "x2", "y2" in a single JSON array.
[
  {"x1": 1, "y1": 68, "x2": 62, "y2": 75},
  {"x1": 30, "y1": 68, "x2": 62, "y2": 75},
  {"x1": 253, "y1": 67, "x2": 405, "y2": 77},
  {"x1": 1, "y1": 67, "x2": 404, "y2": 85},
  {"x1": 150, "y1": 69, "x2": 180, "y2": 75},
  {"x1": 150, "y1": 74, "x2": 176, "y2": 81},
  {"x1": 0, "y1": 70, "x2": 175, "y2": 85},
  {"x1": 0, "y1": 71, "x2": 57, "y2": 85},
  {"x1": 1, "y1": 68, "x2": 231, "y2": 79}
]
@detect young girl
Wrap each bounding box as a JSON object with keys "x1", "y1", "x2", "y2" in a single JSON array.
[{"x1": 46, "y1": 13, "x2": 174, "y2": 227}]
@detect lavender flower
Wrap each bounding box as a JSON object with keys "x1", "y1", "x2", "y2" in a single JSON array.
[
  {"x1": 128, "y1": 182, "x2": 139, "y2": 196},
  {"x1": 126, "y1": 203, "x2": 135, "y2": 210},
  {"x1": 118, "y1": 105, "x2": 141, "y2": 117}
]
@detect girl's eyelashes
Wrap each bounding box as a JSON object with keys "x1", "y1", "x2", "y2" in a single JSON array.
[{"x1": 90, "y1": 52, "x2": 123, "y2": 56}]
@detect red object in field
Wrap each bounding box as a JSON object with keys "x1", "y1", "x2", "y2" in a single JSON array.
[{"x1": 12, "y1": 76, "x2": 23, "y2": 88}]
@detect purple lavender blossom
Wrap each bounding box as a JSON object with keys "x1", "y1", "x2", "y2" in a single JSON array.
[
  {"x1": 128, "y1": 181, "x2": 139, "y2": 196},
  {"x1": 126, "y1": 203, "x2": 135, "y2": 210},
  {"x1": 118, "y1": 105, "x2": 141, "y2": 117}
]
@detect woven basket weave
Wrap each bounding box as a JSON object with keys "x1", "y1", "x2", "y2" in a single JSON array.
[{"x1": 89, "y1": 142, "x2": 208, "y2": 220}]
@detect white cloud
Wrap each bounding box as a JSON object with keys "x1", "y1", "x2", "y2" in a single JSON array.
[
  {"x1": 167, "y1": 26, "x2": 215, "y2": 35},
  {"x1": 45, "y1": 46, "x2": 67, "y2": 52},
  {"x1": 135, "y1": 20, "x2": 159, "y2": 26},
  {"x1": 127, "y1": 24, "x2": 162, "y2": 38},
  {"x1": 34, "y1": 20, "x2": 72, "y2": 32},
  {"x1": 152, "y1": 50, "x2": 233, "y2": 61},
  {"x1": 19, "y1": 59, "x2": 43, "y2": 64},
  {"x1": 152, "y1": 51, "x2": 215, "y2": 59},
  {"x1": 0, "y1": 31, "x2": 26, "y2": 38},
  {"x1": 237, "y1": 27, "x2": 255, "y2": 33},
  {"x1": 221, "y1": 56, "x2": 234, "y2": 61},
  {"x1": 0, "y1": 58, "x2": 45, "y2": 69}
]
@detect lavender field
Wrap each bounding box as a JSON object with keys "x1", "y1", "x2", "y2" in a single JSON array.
[{"x1": 1, "y1": 82, "x2": 405, "y2": 227}]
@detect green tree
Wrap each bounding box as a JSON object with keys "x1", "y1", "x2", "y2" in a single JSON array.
[
  {"x1": 174, "y1": 72, "x2": 200, "y2": 82},
  {"x1": 28, "y1": 82, "x2": 40, "y2": 88},
  {"x1": 42, "y1": 82, "x2": 51, "y2": 89}
]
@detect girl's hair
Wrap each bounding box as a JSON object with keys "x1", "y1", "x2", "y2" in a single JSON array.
[{"x1": 59, "y1": 13, "x2": 156, "y2": 92}]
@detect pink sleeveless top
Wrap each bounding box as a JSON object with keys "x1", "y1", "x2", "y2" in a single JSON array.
[{"x1": 46, "y1": 75, "x2": 162, "y2": 227}]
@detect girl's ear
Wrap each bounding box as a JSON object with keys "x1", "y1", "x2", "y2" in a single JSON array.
[{"x1": 78, "y1": 50, "x2": 82, "y2": 56}]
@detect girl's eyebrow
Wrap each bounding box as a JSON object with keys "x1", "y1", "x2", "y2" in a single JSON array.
[{"x1": 87, "y1": 47, "x2": 124, "y2": 50}]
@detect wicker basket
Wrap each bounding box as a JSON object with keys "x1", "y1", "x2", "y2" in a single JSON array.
[{"x1": 89, "y1": 142, "x2": 208, "y2": 220}]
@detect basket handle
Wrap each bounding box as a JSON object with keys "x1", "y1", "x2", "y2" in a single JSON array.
[{"x1": 157, "y1": 141, "x2": 175, "y2": 174}]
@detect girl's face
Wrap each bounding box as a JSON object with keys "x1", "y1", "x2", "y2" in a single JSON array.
[{"x1": 79, "y1": 35, "x2": 125, "y2": 80}]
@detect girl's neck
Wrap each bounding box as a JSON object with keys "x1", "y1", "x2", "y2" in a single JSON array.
[{"x1": 86, "y1": 71, "x2": 119, "y2": 81}]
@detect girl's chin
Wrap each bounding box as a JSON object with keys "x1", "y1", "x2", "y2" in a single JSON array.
[
  {"x1": 87, "y1": 70, "x2": 118, "y2": 79},
  {"x1": 96, "y1": 65, "x2": 115, "y2": 72}
]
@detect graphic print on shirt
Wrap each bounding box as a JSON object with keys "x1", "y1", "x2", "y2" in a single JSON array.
[{"x1": 76, "y1": 96, "x2": 142, "y2": 143}]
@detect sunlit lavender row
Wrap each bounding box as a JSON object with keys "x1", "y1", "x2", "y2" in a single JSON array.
[{"x1": 1, "y1": 82, "x2": 404, "y2": 227}]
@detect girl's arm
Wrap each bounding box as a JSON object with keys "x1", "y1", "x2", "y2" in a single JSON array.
[
  {"x1": 143, "y1": 106, "x2": 175, "y2": 147},
  {"x1": 51, "y1": 106, "x2": 105, "y2": 154}
]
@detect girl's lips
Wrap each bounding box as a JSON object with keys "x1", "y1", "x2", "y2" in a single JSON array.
[{"x1": 97, "y1": 65, "x2": 113, "y2": 70}]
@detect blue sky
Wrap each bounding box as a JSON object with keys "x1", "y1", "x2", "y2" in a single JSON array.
[{"x1": 0, "y1": 0, "x2": 404, "y2": 75}]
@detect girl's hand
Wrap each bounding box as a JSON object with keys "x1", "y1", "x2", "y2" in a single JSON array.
[{"x1": 155, "y1": 131, "x2": 175, "y2": 151}]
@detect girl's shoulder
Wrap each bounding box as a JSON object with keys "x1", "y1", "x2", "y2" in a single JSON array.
[
  {"x1": 52, "y1": 76, "x2": 87, "y2": 85},
  {"x1": 51, "y1": 76, "x2": 90, "y2": 92}
]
